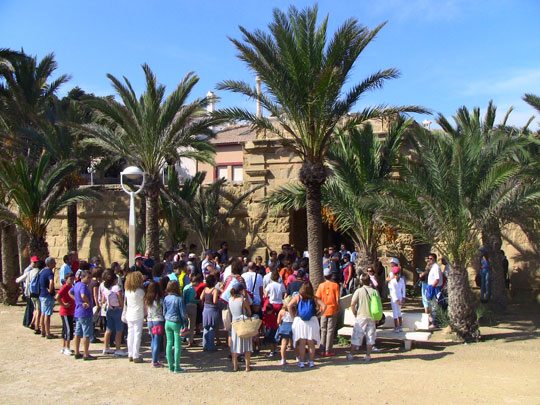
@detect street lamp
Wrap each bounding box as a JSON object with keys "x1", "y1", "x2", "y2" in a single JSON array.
[{"x1": 120, "y1": 166, "x2": 146, "y2": 267}]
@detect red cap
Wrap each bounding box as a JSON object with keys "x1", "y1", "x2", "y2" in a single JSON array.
[
  {"x1": 135, "y1": 254, "x2": 143, "y2": 259},
  {"x1": 392, "y1": 267, "x2": 400, "y2": 275},
  {"x1": 30, "y1": 256, "x2": 39, "y2": 262}
]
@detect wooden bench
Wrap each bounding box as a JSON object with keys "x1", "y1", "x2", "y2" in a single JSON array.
[{"x1": 337, "y1": 309, "x2": 432, "y2": 350}]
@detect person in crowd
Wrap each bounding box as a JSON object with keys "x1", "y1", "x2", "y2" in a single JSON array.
[
  {"x1": 262, "y1": 299, "x2": 279, "y2": 357},
  {"x1": 183, "y1": 273, "x2": 202, "y2": 346},
  {"x1": 59, "y1": 254, "x2": 73, "y2": 285},
  {"x1": 101, "y1": 270, "x2": 127, "y2": 357},
  {"x1": 110, "y1": 261, "x2": 125, "y2": 290},
  {"x1": 339, "y1": 243, "x2": 350, "y2": 261},
  {"x1": 288, "y1": 282, "x2": 326, "y2": 368},
  {"x1": 327, "y1": 246, "x2": 341, "y2": 276},
  {"x1": 70, "y1": 269, "x2": 96, "y2": 360},
  {"x1": 151, "y1": 262, "x2": 165, "y2": 282},
  {"x1": 427, "y1": 252, "x2": 443, "y2": 327},
  {"x1": 39, "y1": 257, "x2": 57, "y2": 339},
  {"x1": 89, "y1": 268, "x2": 104, "y2": 340},
  {"x1": 348, "y1": 274, "x2": 379, "y2": 362},
  {"x1": 89, "y1": 256, "x2": 102, "y2": 270},
  {"x1": 218, "y1": 241, "x2": 229, "y2": 263},
  {"x1": 267, "y1": 250, "x2": 279, "y2": 270},
  {"x1": 201, "y1": 274, "x2": 221, "y2": 351},
  {"x1": 202, "y1": 250, "x2": 215, "y2": 274},
  {"x1": 367, "y1": 266, "x2": 379, "y2": 289},
  {"x1": 16, "y1": 255, "x2": 40, "y2": 330},
  {"x1": 279, "y1": 259, "x2": 294, "y2": 288},
  {"x1": 144, "y1": 280, "x2": 165, "y2": 368},
  {"x1": 479, "y1": 252, "x2": 490, "y2": 303},
  {"x1": 276, "y1": 296, "x2": 295, "y2": 365},
  {"x1": 264, "y1": 269, "x2": 286, "y2": 312},
  {"x1": 228, "y1": 282, "x2": 253, "y2": 372},
  {"x1": 133, "y1": 254, "x2": 152, "y2": 279},
  {"x1": 255, "y1": 255, "x2": 265, "y2": 276},
  {"x1": 501, "y1": 249, "x2": 510, "y2": 289},
  {"x1": 56, "y1": 273, "x2": 75, "y2": 355},
  {"x1": 388, "y1": 267, "x2": 406, "y2": 332},
  {"x1": 124, "y1": 271, "x2": 145, "y2": 363},
  {"x1": 341, "y1": 253, "x2": 354, "y2": 295},
  {"x1": 70, "y1": 251, "x2": 80, "y2": 274},
  {"x1": 163, "y1": 280, "x2": 187, "y2": 373},
  {"x1": 387, "y1": 257, "x2": 400, "y2": 282},
  {"x1": 163, "y1": 251, "x2": 174, "y2": 275},
  {"x1": 242, "y1": 261, "x2": 264, "y2": 313},
  {"x1": 315, "y1": 268, "x2": 340, "y2": 357},
  {"x1": 187, "y1": 253, "x2": 199, "y2": 276},
  {"x1": 143, "y1": 249, "x2": 155, "y2": 270},
  {"x1": 286, "y1": 267, "x2": 306, "y2": 297}
]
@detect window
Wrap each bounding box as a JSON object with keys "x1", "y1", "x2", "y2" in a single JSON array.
[
  {"x1": 232, "y1": 165, "x2": 243, "y2": 182},
  {"x1": 217, "y1": 166, "x2": 228, "y2": 181}
]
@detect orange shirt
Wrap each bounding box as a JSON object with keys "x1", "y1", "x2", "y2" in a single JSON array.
[
  {"x1": 280, "y1": 268, "x2": 293, "y2": 287},
  {"x1": 315, "y1": 280, "x2": 340, "y2": 316}
]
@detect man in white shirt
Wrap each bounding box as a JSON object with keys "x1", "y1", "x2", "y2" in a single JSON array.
[
  {"x1": 241, "y1": 262, "x2": 264, "y2": 310},
  {"x1": 427, "y1": 253, "x2": 443, "y2": 327}
]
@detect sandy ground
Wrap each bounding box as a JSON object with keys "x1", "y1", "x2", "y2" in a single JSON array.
[{"x1": 0, "y1": 300, "x2": 539, "y2": 405}]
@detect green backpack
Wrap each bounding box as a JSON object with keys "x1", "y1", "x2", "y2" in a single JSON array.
[{"x1": 365, "y1": 287, "x2": 383, "y2": 321}]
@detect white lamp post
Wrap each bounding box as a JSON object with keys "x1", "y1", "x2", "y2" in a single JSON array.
[{"x1": 120, "y1": 166, "x2": 146, "y2": 267}]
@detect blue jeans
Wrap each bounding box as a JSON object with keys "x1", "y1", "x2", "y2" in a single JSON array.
[
  {"x1": 480, "y1": 269, "x2": 490, "y2": 302},
  {"x1": 75, "y1": 316, "x2": 93, "y2": 338},
  {"x1": 148, "y1": 320, "x2": 164, "y2": 364},
  {"x1": 203, "y1": 327, "x2": 215, "y2": 351}
]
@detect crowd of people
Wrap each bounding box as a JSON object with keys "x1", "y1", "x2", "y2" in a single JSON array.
[{"x1": 16, "y1": 241, "x2": 453, "y2": 371}]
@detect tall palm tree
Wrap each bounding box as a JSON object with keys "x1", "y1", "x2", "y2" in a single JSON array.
[
  {"x1": 216, "y1": 5, "x2": 426, "y2": 288},
  {"x1": 28, "y1": 89, "x2": 97, "y2": 252},
  {"x1": 437, "y1": 102, "x2": 535, "y2": 312},
  {"x1": 83, "y1": 64, "x2": 221, "y2": 259},
  {"x1": 265, "y1": 117, "x2": 413, "y2": 274},
  {"x1": 164, "y1": 173, "x2": 263, "y2": 255},
  {"x1": 0, "y1": 154, "x2": 99, "y2": 259},
  {"x1": 523, "y1": 93, "x2": 540, "y2": 115},
  {"x1": 376, "y1": 107, "x2": 539, "y2": 340}
]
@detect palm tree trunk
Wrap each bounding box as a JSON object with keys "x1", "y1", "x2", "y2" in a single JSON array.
[
  {"x1": 1, "y1": 224, "x2": 20, "y2": 305},
  {"x1": 481, "y1": 220, "x2": 507, "y2": 312},
  {"x1": 67, "y1": 203, "x2": 78, "y2": 252},
  {"x1": 136, "y1": 193, "x2": 146, "y2": 248},
  {"x1": 17, "y1": 225, "x2": 29, "y2": 273},
  {"x1": 447, "y1": 263, "x2": 479, "y2": 341},
  {"x1": 29, "y1": 234, "x2": 49, "y2": 259},
  {"x1": 354, "y1": 245, "x2": 376, "y2": 276},
  {"x1": 145, "y1": 177, "x2": 161, "y2": 261},
  {"x1": 300, "y1": 161, "x2": 326, "y2": 291}
]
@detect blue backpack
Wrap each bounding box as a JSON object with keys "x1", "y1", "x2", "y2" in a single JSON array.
[
  {"x1": 297, "y1": 298, "x2": 314, "y2": 321},
  {"x1": 29, "y1": 270, "x2": 41, "y2": 297}
]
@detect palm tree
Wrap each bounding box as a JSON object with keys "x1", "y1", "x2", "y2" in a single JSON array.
[
  {"x1": 164, "y1": 172, "x2": 263, "y2": 255},
  {"x1": 265, "y1": 117, "x2": 413, "y2": 274},
  {"x1": 523, "y1": 93, "x2": 540, "y2": 115},
  {"x1": 0, "y1": 154, "x2": 99, "y2": 259},
  {"x1": 83, "y1": 64, "x2": 221, "y2": 260},
  {"x1": 28, "y1": 89, "x2": 97, "y2": 252},
  {"x1": 215, "y1": 5, "x2": 426, "y2": 288},
  {"x1": 376, "y1": 106, "x2": 539, "y2": 340},
  {"x1": 160, "y1": 169, "x2": 205, "y2": 248},
  {"x1": 437, "y1": 102, "x2": 536, "y2": 312}
]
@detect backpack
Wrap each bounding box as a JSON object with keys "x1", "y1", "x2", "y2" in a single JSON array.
[
  {"x1": 364, "y1": 287, "x2": 383, "y2": 321},
  {"x1": 29, "y1": 270, "x2": 41, "y2": 297},
  {"x1": 297, "y1": 298, "x2": 314, "y2": 321}
]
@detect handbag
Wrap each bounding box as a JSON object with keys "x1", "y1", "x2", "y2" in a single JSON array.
[
  {"x1": 179, "y1": 325, "x2": 190, "y2": 338},
  {"x1": 151, "y1": 324, "x2": 164, "y2": 335},
  {"x1": 231, "y1": 298, "x2": 262, "y2": 339}
]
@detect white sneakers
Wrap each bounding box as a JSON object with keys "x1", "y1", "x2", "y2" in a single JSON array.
[
  {"x1": 280, "y1": 359, "x2": 286, "y2": 366},
  {"x1": 102, "y1": 348, "x2": 115, "y2": 355},
  {"x1": 347, "y1": 353, "x2": 371, "y2": 362},
  {"x1": 347, "y1": 354, "x2": 354, "y2": 361},
  {"x1": 114, "y1": 350, "x2": 128, "y2": 357},
  {"x1": 364, "y1": 355, "x2": 371, "y2": 363},
  {"x1": 61, "y1": 348, "x2": 73, "y2": 356}
]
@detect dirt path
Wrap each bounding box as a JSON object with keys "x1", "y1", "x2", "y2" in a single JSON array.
[{"x1": 0, "y1": 302, "x2": 539, "y2": 405}]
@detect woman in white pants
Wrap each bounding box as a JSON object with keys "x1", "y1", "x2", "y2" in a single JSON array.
[{"x1": 124, "y1": 272, "x2": 145, "y2": 363}]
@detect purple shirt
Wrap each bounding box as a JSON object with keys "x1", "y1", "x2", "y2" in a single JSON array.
[{"x1": 72, "y1": 281, "x2": 93, "y2": 318}]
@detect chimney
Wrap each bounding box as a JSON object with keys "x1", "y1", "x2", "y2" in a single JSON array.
[
  {"x1": 206, "y1": 91, "x2": 216, "y2": 113},
  {"x1": 255, "y1": 76, "x2": 262, "y2": 118}
]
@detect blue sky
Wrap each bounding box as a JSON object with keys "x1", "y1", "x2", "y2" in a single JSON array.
[{"x1": 2, "y1": 0, "x2": 539, "y2": 129}]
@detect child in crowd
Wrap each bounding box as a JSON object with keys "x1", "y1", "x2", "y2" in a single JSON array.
[
  {"x1": 163, "y1": 281, "x2": 188, "y2": 373},
  {"x1": 276, "y1": 297, "x2": 294, "y2": 366},
  {"x1": 388, "y1": 267, "x2": 406, "y2": 332},
  {"x1": 56, "y1": 273, "x2": 75, "y2": 355},
  {"x1": 262, "y1": 303, "x2": 279, "y2": 357}
]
